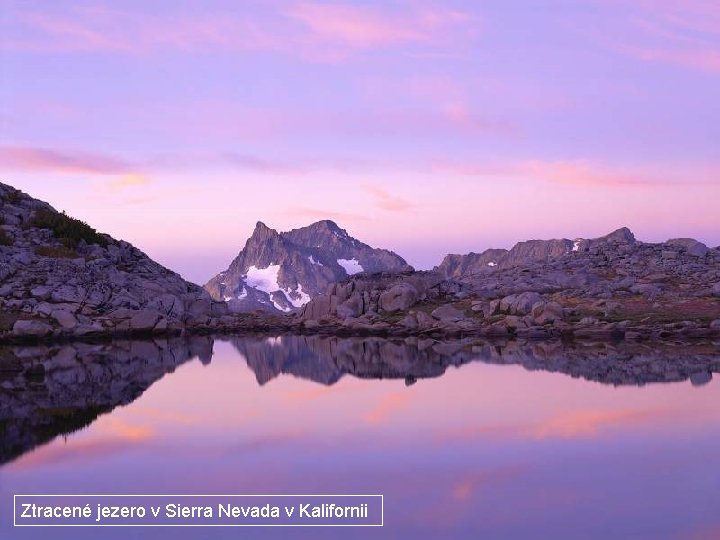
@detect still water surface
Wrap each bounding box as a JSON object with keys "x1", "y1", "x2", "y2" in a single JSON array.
[{"x1": 1, "y1": 336, "x2": 719, "y2": 539}]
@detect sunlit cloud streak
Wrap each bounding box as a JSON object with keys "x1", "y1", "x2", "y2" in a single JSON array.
[
  {"x1": 3, "y1": 2, "x2": 476, "y2": 60},
  {"x1": 363, "y1": 184, "x2": 414, "y2": 212}
]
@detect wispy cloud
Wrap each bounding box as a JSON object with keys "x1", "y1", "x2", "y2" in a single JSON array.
[
  {"x1": 431, "y1": 158, "x2": 720, "y2": 186},
  {"x1": 363, "y1": 184, "x2": 414, "y2": 212},
  {"x1": 283, "y1": 2, "x2": 471, "y2": 49},
  {"x1": 3, "y1": 2, "x2": 476, "y2": 61},
  {"x1": 596, "y1": 0, "x2": 720, "y2": 73},
  {"x1": 0, "y1": 145, "x2": 134, "y2": 175},
  {"x1": 108, "y1": 173, "x2": 152, "y2": 191}
]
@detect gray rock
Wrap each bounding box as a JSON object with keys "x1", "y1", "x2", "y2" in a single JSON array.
[
  {"x1": 30, "y1": 286, "x2": 51, "y2": 300},
  {"x1": 415, "y1": 311, "x2": 437, "y2": 329},
  {"x1": 187, "y1": 298, "x2": 211, "y2": 316},
  {"x1": 337, "y1": 293, "x2": 364, "y2": 318},
  {"x1": 51, "y1": 285, "x2": 86, "y2": 304},
  {"x1": 129, "y1": 309, "x2": 161, "y2": 331},
  {"x1": 500, "y1": 292, "x2": 543, "y2": 315},
  {"x1": 379, "y1": 283, "x2": 419, "y2": 312},
  {"x1": 667, "y1": 238, "x2": 709, "y2": 257},
  {"x1": 532, "y1": 302, "x2": 564, "y2": 325},
  {"x1": 12, "y1": 320, "x2": 53, "y2": 337},
  {"x1": 51, "y1": 310, "x2": 78, "y2": 329},
  {"x1": 430, "y1": 304, "x2": 466, "y2": 322},
  {"x1": 398, "y1": 314, "x2": 418, "y2": 329}
]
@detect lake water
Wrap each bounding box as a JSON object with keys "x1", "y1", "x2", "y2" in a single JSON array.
[{"x1": 1, "y1": 335, "x2": 719, "y2": 539}]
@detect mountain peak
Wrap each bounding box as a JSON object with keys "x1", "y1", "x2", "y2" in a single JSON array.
[
  {"x1": 599, "y1": 227, "x2": 635, "y2": 243},
  {"x1": 249, "y1": 221, "x2": 279, "y2": 240},
  {"x1": 253, "y1": 220, "x2": 274, "y2": 232},
  {"x1": 205, "y1": 218, "x2": 412, "y2": 313},
  {"x1": 312, "y1": 219, "x2": 341, "y2": 229},
  {"x1": 305, "y1": 219, "x2": 346, "y2": 235}
]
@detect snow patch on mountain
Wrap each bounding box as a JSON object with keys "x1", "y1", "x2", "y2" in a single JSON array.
[
  {"x1": 245, "y1": 265, "x2": 281, "y2": 294},
  {"x1": 285, "y1": 283, "x2": 311, "y2": 308},
  {"x1": 338, "y1": 258, "x2": 364, "y2": 275}
]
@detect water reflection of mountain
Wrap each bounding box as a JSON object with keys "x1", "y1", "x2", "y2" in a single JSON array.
[
  {"x1": 0, "y1": 337, "x2": 213, "y2": 465},
  {"x1": 232, "y1": 336, "x2": 720, "y2": 388},
  {"x1": 1, "y1": 335, "x2": 718, "y2": 466}
]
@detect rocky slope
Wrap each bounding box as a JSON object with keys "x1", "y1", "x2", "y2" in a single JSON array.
[
  {"x1": 436, "y1": 227, "x2": 637, "y2": 278},
  {"x1": 0, "y1": 182, "x2": 228, "y2": 341},
  {"x1": 298, "y1": 228, "x2": 720, "y2": 341},
  {"x1": 204, "y1": 220, "x2": 412, "y2": 313}
]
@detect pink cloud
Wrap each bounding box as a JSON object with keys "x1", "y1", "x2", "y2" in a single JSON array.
[
  {"x1": 363, "y1": 184, "x2": 414, "y2": 212},
  {"x1": 431, "y1": 158, "x2": 720, "y2": 186},
  {"x1": 0, "y1": 145, "x2": 134, "y2": 174},
  {"x1": 521, "y1": 160, "x2": 660, "y2": 186},
  {"x1": 618, "y1": 44, "x2": 720, "y2": 73},
  {"x1": 283, "y1": 2, "x2": 470, "y2": 49},
  {"x1": 596, "y1": 0, "x2": 720, "y2": 73},
  {"x1": 4, "y1": 3, "x2": 475, "y2": 60}
]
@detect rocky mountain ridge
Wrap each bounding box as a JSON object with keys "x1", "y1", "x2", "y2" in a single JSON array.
[
  {"x1": 204, "y1": 219, "x2": 412, "y2": 313},
  {"x1": 0, "y1": 182, "x2": 228, "y2": 341},
  {"x1": 298, "y1": 227, "x2": 720, "y2": 341},
  {"x1": 436, "y1": 227, "x2": 639, "y2": 278},
  {"x1": 0, "y1": 180, "x2": 717, "y2": 343}
]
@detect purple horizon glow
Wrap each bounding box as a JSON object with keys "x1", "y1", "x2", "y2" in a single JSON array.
[{"x1": 1, "y1": 0, "x2": 718, "y2": 284}]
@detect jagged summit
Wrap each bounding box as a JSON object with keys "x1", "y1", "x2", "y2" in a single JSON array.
[{"x1": 204, "y1": 220, "x2": 413, "y2": 313}]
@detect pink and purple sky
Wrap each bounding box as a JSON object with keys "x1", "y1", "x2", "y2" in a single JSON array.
[{"x1": 1, "y1": 0, "x2": 718, "y2": 283}]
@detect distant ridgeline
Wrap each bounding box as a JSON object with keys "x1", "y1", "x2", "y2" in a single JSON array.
[{"x1": 0, "y1": 180, "x2": 718, "y2": 342}]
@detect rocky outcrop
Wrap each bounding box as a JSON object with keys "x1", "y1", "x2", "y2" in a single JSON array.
[
  {"x1": 299, "y1": 272, "x2": 446, "y2": 324},
  {"x1": 435, "y1": 249, "x2": 508, "y2": 279},
  {"x1": 436, "y1": 227, "x2": 637, "y2": 278},
  {"x1": 0, "y1": 182, "x2": 227, "y2": 341},
  {"x1": 204, "y1": 220, "x2": 412, "y2": 313},
  {"x1": 298, "y1": 227, "x2": 720, "y2": 341}
]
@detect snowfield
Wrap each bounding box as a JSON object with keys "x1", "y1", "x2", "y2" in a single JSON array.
[{"x1": 338, "y1": 258, "x2": 364, "y2": 275}]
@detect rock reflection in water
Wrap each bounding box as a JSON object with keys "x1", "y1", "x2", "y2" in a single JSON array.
[
  {"x1": 1, "y1": 334, "x2": 718, "y2": 467},
  {"x1": 232, "y1": 335, "x2": 720, "y2": 388},
  {"x1": 0, "y1": 337, "x2": 213, "y2": 465}
]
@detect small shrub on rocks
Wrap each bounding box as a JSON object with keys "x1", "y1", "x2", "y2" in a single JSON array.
[{"x1": 29, "y1": 209, "x2": 108, "y2": 248}]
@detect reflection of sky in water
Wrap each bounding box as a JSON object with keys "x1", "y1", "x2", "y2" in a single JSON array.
[{"x1": 2, "y1": 340, "x2": 720, "y2": 539}]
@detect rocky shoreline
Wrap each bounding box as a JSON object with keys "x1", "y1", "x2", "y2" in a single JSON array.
[{"x1": 1, "y1": 182, "x2": 718, "y2": 345}]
